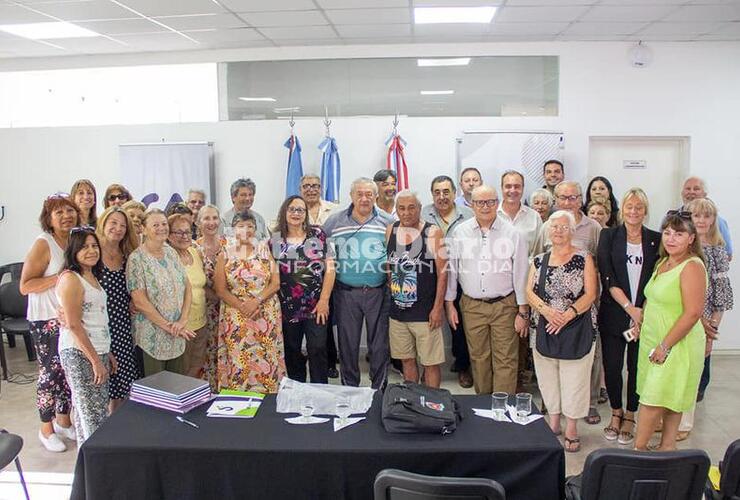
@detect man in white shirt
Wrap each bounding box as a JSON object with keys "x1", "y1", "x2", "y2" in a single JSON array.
[
  {"x1": 445, "y1": 185, "x2": 530, "y2": 394},
  {"x1": 497, "y1": 170, "x2": 542, "y2": 256},
  {"x1": 299, "y1": 174, "x2": 337, "y2": 227},
  {"x1": 533, "y1": 181, "x2": 601, "y2": 256}
]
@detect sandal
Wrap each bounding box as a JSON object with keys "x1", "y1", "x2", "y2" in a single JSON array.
[
  {"x1": 677, "y1": 431, "x2": 690, "y2": 442},
  {"x1": 597, "y1": 388, "x2": 609, "y2": 405},
  {"x1": 584, "y1": 407, "x2": 601, "y2": 425},
  {"x1": 618, "y1": 416, "x2": 636, "y2": 445},
  {"x1": 564, "y1": 436, "x2": 581, "y2": 453},
  {"x1": 604, "y1": 411, "x2": 623, "y2": 441}
]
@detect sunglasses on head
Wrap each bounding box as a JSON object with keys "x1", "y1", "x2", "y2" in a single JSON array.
[
  {"x1": 666, "y1": 209, "x2": 692, "y2": 220},
  {"x1": 47, "y1": 192, "x2": 70, "y2": 200},
  {"x1": 70, "y1": 225, "x2": 96, "y2": 234}
]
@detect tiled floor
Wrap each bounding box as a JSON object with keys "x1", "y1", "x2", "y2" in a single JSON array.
[{"x1": 1, "y1": 339, "x2": 738, "y2": 499}]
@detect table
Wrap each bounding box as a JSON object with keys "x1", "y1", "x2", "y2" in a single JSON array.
[{"x1": 70, "y1": 393, "x2": 564, "y2": 500}]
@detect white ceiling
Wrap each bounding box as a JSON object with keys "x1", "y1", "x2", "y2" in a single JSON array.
[{"x1": 0, "y1": 0, "x2": 738, "y2": 59}]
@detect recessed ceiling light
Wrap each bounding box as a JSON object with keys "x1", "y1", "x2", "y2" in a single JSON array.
[
  {"x1": 238, "y1": 97, "x2": 276, "y2": 102},
  {"x1": 414, "y1": 7, "x2": 496, "y2": 24},
  {"x1": 417, "y1": 58, "x2": 471, "y2": 67},
  {"x1": 420, "y1": 90, "x2": 455, "y2": 95},
  {"x1": 274, "y1": 107, "x2": 300, "y2": 112},
  {"x1": 0, "y1": 22, "x2": 100, "y2": 40}
]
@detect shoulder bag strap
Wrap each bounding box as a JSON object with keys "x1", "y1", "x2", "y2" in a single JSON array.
[{"x1": 536, "y1": 252, "x2": 551, "y2": 301}]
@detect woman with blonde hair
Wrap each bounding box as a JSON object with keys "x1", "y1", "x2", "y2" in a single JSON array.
[
  {"x1": 70, "y1": 179, "x2": 98, "y2": 228},
  {"x1": 676, "y1": 198, "x2": 733, "y2": 440},
  {"x1": 586, "y1": 200, "x2": 611, "y2": 229},
  {"x1": 96, "y1": 206, "x2": 141, "y2": 412},
  {"x1": 122, "y1": 200, "x2": 145, "y2": 239}
]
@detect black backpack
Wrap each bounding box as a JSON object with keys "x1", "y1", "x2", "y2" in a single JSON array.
[{"x1": 381, "y1": 382, "x2": 462, "y2": 435}]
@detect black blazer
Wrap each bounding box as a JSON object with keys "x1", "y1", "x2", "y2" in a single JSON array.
[{"x1": 597, "y1": 224, "x2": 661, "y2": 336}]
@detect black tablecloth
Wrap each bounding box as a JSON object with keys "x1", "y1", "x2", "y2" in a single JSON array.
[{"x1": 71, "y1": 393, "x2": 564, "y2": 500}]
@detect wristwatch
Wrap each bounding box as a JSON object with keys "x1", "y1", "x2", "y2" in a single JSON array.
[{"x1": 517, "y1": 312, "x2": 530, "y2": 320}]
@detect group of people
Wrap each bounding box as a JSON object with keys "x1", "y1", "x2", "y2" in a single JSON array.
[{"x1": 19, "y1": 164, "x2": 732, "y2": 457}]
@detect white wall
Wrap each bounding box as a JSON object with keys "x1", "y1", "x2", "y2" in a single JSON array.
[{"x1": 2, "y1": 41, "x2": 740, "y2": 348}]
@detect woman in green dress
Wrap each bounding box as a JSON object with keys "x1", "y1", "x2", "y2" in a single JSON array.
[{"x1": 634, "y1": 211, "x2": 707, "y2": 451}]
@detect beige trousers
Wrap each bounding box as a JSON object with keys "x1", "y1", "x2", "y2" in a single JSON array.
[{"x1": 533, "y1": 343, "x2": 596, "y2": 419}]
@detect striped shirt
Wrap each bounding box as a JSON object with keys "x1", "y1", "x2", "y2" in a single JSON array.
[{"x1": 323, "y1": 205, "x2": 393, "y2": 288}]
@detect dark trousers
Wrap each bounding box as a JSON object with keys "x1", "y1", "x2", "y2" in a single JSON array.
[
  {"x1": 451, "y1": 286, "x2": 471, "y2": 370},
  {"x1": 30, "y1": 320, "x2": 72, "y2": 422},
  {"x1": 699, "y1": 355, "x2": 711, "y2": 395},
  {"x1": 601, "y1": 332, "x2": 639, "y2": 412},
  {"x1": 283, "y1": 318, "x2": 328, "y2": 384},
  {"x1": 333, "y1": 286, "x2": 389, "y2": 389},
  {"x1": 326, "y1": 305, "x2": 338, "y2": 368}
]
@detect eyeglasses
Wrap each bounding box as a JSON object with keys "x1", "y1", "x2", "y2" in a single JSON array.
[
  {"x1": 556, "y1": 195, "x2": 581, "y2": 202},
  {"x1": 70, "y1": 225, "x2": 95, "y2": 234},
  {"x1": 170, "y1": 230, "x2": 191, "y2": 238},
  {"x1": 472, "y1": 199, "x2": 498, "y2": 208},
  {"x1": 666, "y1": 209, "x2": 692, "y2": 220},
  {"x1": 550, "y1": 224, "x2": 572, "y2": 232},
  {"x1": 107, "y1": 194, "x2": 129, "y2": 202},
  {"x1": 301, "y1": 183, "x2": 320, "y2": 190},
  {"x1": 287, "y1": 207, "x2": 307, "y2": 214}
]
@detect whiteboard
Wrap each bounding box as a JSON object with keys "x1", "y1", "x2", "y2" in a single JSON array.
[
  {"x1": 119, "y1": 142, "x2": 215, "y2": 210},
  {"x1": 456, "y1": 131, "x2": 565, "y2": 200}
]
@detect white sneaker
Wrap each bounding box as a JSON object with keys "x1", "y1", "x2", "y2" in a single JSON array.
[
  {"x1": 53, "y1": 421, "x2": 77, "y2": 441},
  {"x1": 38, "y1": 430, "x2": 67, "y2": 452}
]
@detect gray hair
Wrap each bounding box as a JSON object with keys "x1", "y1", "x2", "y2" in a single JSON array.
[
  {"x1": 548, "y1": 209, "x2": 576, "y2": 232},
  {"x1": 683, "y1": 176, "x2": 707, "y2": 192},
  {"x1": 471, "y1": 184, "x2": 498, "y2": 199},
  {"x1": 350, "y1": 177, "x2": 378, "y2": 196},
  {"x1": 554, "y1": 180, "x2": 582, "y2": 196},
  {"x1": 529, "y1": 188, "x2": 554, "y2": 207},
  {"x1": 196, "y1": 203, "x2": 221, "y2": 224},
  {"x1": 395, "y1": 189, "x2": 421, "y2": 206},
  {"x1": 230, "y1": 178, "x2": 256, "y2": 199},
  {"x1": 187, "y1": 188, "x2": 206, "y2": 199},
  {"x1": 300, "y1": 174, "x2": 321, "y2": 184}
]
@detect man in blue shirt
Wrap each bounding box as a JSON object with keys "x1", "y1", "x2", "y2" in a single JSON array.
[{"x1": 324, "y1": 178, "x2": 394, "y2": 388}]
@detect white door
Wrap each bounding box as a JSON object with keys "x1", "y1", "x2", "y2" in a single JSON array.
[{"x1": 588, "y1": 137, "x2": 689, "y2": 231}]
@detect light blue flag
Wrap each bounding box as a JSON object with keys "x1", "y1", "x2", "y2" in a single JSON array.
[
  {"x1": 319, "y1": 136, "x2": 340, "y2": 202},
  {"x1": 284, "y1": 134, "x2": 303, "y2": 197}
]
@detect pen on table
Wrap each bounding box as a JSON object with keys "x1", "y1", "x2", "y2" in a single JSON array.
[{"x1": 176, "y1": 416, "x2": 200, "y2": 429}]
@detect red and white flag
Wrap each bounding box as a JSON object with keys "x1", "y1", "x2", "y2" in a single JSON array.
[{"x1": 386, "y1": 133, "x2": 409, "y2": 191}]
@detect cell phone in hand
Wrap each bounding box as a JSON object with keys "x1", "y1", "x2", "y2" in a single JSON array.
[{"x1": 622, "y1": 328, "x2": 635, "y2": 342}]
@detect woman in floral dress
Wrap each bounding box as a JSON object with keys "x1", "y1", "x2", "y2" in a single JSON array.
[{"x1": 213, "y1": 210, "x2": 285, "y2": 393}]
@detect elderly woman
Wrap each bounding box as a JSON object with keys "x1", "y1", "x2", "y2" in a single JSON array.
[
  {"x1": 586, "y1": 200, "x2": 611, "y2": 229},
  {"x1": 167, "y1": 214, "x2": 208, "y2": 378},
  {"x1": 122, "y1": 200, "x2": 145, "y2": 239},
  {"x1": 677, "y1": 198, "x2": 733, "y2": 440},
  {"x1": 56, "y1": 227, "x2": 115, "y2": 444},
  {"x1": 583, "y1": 176, "x2": 620, "y2": 227},
  {"x1": 103, "y1": 184, "x2": 132, "y2": 209},
  {"x1": 96, "y1": 206, "x2": 140, "y2": 413},
  {"x1": 126, "y1": 208, "x2": 195, "y2": 375},
  {"x1": 597, "y1": 188, "x2": 660, "y2": 445},
  {"x1": 634, "y1": 212, "x2": 707, "y2": 451},
  {"x1": 527, "y1": 210, "x2": 598, "y2": 453},
  {"x1": 195, "y1": 204, "x2": 225, "y2": 390},
  {"x1": 20, "y1": 194, "x2": 79, "y2": 452},
  {"x1": 530, "y1": 188, "x2": 554, "y2": 222},
  {"x1": 274, "y1": 195, "x2": 335, "y2": 384},
  {"x1": 70, "y1": 179, "x2": 98, "y2": 228},
  {"x1": 214, "y1": 210, "x2": 285, "y2": 393}
]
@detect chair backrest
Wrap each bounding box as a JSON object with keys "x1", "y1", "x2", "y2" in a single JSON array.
[
  {"x1": 580, "y1": 448, "x2": 710, "y2": 500},
  {"x1": 720, "y1": 439, "x2": 740, "y2": 500},
  {"x1": 0, "y1": 430, "x2": 24, "y2": 470},
  {"x1": 0, "y1": 280, "x2": 28, "y2": 318},
  {"x1": 374, "y1": 469, "x2": 506, "y2": 500},
  {"x1": 0, "y1": 263, "x2": 23, "y2": 285}
]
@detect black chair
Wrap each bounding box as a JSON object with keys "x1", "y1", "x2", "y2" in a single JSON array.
[
  {"x1": 705, "y1": 439, "x2": 740, "y2": 500},
  {"x1": 0, "y1": 429, "x2": 30, "y2": 500},
  {"x1": 374, "y1": 469, "x2": 506, "y2": 500},
  {"x1": 0, "y1": 262, "x2": 35, "y2": 381},
  {"x1": 565, "y1": 448, "x2": 710, "y2": 500}
]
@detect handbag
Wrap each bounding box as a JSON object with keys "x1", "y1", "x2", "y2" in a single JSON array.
[
  {"x1": 535, "y1": 252, "x2": 594, "y2": 360},
  {"x1": 381, "y1": 382, "x2": 461, "y2": 435}
]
